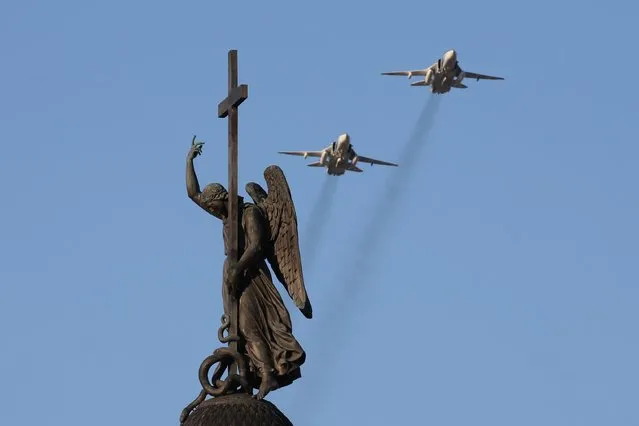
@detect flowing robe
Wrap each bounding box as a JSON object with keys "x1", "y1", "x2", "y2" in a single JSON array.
[{"x1": 222, "y1": 202, "x2": 306, "y2": 388}]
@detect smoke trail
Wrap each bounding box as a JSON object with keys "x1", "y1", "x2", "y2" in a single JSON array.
[
  {"x1": 301, "y1": 176, "x2": 339, "y2": 274},
  {"x1": 296, "y1": 94, "x2": 443, "y2": 410},
  {"x1": 332, "y1": 94, "x2": 441, "y2": 330}
]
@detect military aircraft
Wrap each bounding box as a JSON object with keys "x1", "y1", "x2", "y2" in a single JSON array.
[
  {"x1": 381, "y1": 49, "x2": 504, "y2": 94},
  {"x1": 278, "y1": 133, "x2": 398, "y2": 176}
]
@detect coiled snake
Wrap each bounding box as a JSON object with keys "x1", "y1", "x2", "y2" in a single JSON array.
[{"x1": 179, "y1": 315, "x2": 252, "y2": 424}]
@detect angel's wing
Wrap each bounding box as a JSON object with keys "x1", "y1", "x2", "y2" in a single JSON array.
[{"x1": 245, "y1": 166, "x2": 312, "y2": 319}]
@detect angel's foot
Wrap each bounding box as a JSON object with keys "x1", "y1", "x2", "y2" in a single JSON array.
[{"x1": 253, "y1": 373, "x2": 279, "y2": 400}]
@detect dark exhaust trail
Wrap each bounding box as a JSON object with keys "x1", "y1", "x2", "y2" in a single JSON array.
[
  {"x1": 301, "y1": 176, "x2": 339, "y2": 274},
  {"x1": 328, "y1": 94, "x2": 441, "y2": 333},
  {"x1": 295, "y1": 94, "x2": 442, "y2": 411}
]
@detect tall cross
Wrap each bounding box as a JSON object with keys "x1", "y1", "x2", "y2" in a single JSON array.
[{"x1": 217, "y1": 50, "x2": 248, "y2": 372}]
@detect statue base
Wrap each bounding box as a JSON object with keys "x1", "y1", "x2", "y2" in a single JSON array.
[{"x1": 182, "y1": 393, "x2": 294, "y2": 426}]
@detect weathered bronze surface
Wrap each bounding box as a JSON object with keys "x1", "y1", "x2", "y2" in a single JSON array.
[
  {"x1": 180, "y1": 50, "x2": 312, "y2": 425},
  {"x1": 218, "y1": 49, "x2": 248, "y2": 372},
  {"x1": 182, "y1": 393, "x2": 293, "y2": 426}
]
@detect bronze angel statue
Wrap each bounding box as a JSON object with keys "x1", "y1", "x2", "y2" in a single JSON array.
[{"x1": 185, "y1": 138, "x2": 312, "y2": 400}]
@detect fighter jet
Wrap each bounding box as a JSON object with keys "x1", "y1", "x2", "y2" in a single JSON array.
[
  {"x1": 381, "y1": 49, "x2": 504, "y2": 94},
  {"x1": 278, "y1": 133, "x2": 398, "y2": 176}
]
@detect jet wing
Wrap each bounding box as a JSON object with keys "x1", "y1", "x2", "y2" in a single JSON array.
[
  {"x1": 381, "y1": 64, "x2": 434, "y2": 78},
  {"x1": 462, "y1": 71, "x2": 504, "y2": 81},
  {"x1": 278, "y1": 150, "x2": 323, "y2": 157},
  {"x1": 356, "y1": 155, "x2": 398, "y2": 167},
  {"x1": 382, "y1": 70, "x2": 427, "y2": 77}
]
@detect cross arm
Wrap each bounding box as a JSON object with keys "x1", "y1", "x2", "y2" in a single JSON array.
[{"x1": 218, "y1": 85, "x2": 249, "y2": 118}]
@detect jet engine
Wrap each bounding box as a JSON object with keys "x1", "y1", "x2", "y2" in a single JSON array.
[{"x1": 424, "y1": 68, "x2": 434, "y2": 84}]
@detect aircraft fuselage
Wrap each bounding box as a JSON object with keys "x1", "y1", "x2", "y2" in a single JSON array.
[
  {"x1": 321, "y1": 133, "x2": 357, "y2": 175},
  {"x1": 428, "y1": 49, "x2": 460, "y2": 94}
]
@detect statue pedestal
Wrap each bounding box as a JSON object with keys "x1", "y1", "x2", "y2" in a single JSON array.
[{"x1": 182, "y1": 393, "x2": 294, "y2": 426}]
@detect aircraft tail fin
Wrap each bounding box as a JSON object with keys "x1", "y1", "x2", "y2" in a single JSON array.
[
  {"x1": 453, "y1": 82, "x2": 468, "y2": 88},
  {"x1": 346, "y1": 164, "x2": 363, "y2": 172}
]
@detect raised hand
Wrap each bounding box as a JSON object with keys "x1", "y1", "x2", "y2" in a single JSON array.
[{"x1": 188, "y1": 135, "x2": 205, "y2": 160}]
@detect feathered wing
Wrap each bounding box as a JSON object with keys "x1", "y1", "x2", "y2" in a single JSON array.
[{"x1": 245, "y1": 165, "x2": 312, "y2": 319}]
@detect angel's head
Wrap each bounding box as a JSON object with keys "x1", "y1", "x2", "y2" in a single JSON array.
[
  {"x1": 200, "y1": 183, "x2": 246, "y2": 220},
  {"x1": 201, "y1": 183, "x2": 228, "y2": 220}
]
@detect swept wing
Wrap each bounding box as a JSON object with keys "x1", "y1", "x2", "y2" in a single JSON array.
[
  {"x1": 381, "y1": 63, "x2": 435, "y2": 78},
  {"x1": 356, "y1": 155, "x2": 398, "y2": 167},
  {"x1": 462, "y1": 71, "x2": 504, "y2": 81},
  {"x1": 278, "y1": 150, "x2": 323, "y2": 158}
]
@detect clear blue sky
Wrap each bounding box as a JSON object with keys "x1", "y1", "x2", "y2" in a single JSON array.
[{"x1": 1, "y1": 1, "x2": 638, "y2": 425}]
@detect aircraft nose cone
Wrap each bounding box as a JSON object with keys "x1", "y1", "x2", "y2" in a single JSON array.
[{"x1": 443, "y1": 50, "x2": 457, "y2": 69}]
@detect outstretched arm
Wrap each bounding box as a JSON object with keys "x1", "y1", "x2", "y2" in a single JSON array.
[
  {"x1": 186, "y1": 158, "x2": 201, "y2": 202},
  {"x1": 186, "y1": 137, "x2": 204, "y2": 206}
]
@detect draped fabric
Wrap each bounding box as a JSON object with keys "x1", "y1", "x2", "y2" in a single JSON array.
[{"x1": 221, "y1": 204, "x2": 305, "y2": 388}]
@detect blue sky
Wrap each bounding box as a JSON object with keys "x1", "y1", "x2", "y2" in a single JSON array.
[{"x1": 1, "y1": 0, "x2": 638, "y2": 425}]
